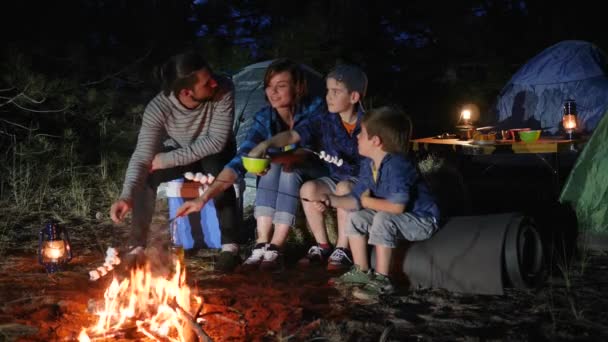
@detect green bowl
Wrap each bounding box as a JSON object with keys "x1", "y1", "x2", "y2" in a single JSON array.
[
  {"x1": 518, "y1": 130, "x2": 541, "y2": 143},
  {"x1": 242, "y1": 156, "x2": 270, "y2": 173}
]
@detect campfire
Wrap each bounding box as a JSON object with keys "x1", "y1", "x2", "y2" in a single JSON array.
[{"x1": 78, "y1": 258, "x2": 207, "y2": 341}]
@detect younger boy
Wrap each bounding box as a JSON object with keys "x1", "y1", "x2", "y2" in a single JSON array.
[
  {"x1": 320, "y1": 106, "x2": 440, "y2": 301},
  {"x1": 248, "y1": 64, "x2": 367, "y2": 270}
]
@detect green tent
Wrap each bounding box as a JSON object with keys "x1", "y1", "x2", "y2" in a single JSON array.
[{"x1": 560, "y1": 110, "x2": 608, "y2": 239}]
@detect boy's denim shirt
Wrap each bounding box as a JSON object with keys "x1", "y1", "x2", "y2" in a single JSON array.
[
  {"x1": 226, "y1": 97, "x2": 324, "y2": 178},
  {"x1": 295, "y1": 106, "x2": 364, "y2": 181},
  {"x1": 351, "y1": 153, "x2": 440, "y2": 221}
]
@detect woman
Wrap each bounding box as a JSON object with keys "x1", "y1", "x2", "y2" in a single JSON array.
[{"x1": 176, "y1": 58, "x2": 326, "y2": 272}]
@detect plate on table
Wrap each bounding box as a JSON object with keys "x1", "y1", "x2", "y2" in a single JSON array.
[
  {"x1": 434, "y1": 133, "x2": 458, "y2": 139},
  {"x1": 470, "y1": 139, "x2": 496, "y2": 146}
]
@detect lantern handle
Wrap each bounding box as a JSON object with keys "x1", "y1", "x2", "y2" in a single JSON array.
[{"x1": 38, "y1": 228, "x2": 45, "y2": 265}]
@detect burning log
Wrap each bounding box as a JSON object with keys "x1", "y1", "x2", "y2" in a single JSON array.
[{"x1": 171, "y1": 299, "x2": 212, "y2": 342}]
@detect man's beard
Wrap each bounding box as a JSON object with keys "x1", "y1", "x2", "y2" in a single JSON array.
[{"x1": 190, "y1": 89, "x2": 216, "y2": 103}]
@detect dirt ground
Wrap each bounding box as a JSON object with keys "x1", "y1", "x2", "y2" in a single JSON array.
[{"x1": 1, "y1": 206, "x2": 608, "y2": 342}]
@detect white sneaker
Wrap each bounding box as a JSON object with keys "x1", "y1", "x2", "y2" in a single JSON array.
[
  {"x1": 241, "y1": 244, "x2": 267, "y2": 271},
  {"x1": 260, "y1": 248, "x2": 284, "y2": 272}
]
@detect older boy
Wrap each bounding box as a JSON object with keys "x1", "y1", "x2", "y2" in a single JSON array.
[
  {"x1": 248, "y1": 64, "x2": 367, "y2": 271},
  {"x1": 321, "y1": 106, "x2": 440, "y2": 301}
]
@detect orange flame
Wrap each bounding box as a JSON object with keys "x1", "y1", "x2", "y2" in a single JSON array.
[{"x1": 79, "y1": 261, "x2": 201, "y2": 341}]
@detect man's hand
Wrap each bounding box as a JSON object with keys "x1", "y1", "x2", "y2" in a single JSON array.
[
  {"x1": 150, "y1": 153, "x2": 165, "y2": 172},
  {"x1": 248, "y1": 141, "x2": 269, "y2": 158},
  {"x1": 110, "y1": 199, "x2": 133, "y2": 223},
  {"x1": 175, "y1": 197, "x2": 206, "y2": 217}
]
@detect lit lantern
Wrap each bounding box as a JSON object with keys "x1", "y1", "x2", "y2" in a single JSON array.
[
  {"x1": 562, "y1": 99, "x2": 578, "y2": 140},
  {"x1": 38, "y1": 221, "x2": 73, "y2": 273},
  {"x1": 461, "y1": 109, "x2": 472, "y2": 125},
  {"x1": 456, "y1": 103, "x2": 479, "y2": 140}
]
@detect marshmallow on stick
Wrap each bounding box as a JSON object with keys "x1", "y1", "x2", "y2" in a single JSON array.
[{"x1": 89, "y1": 247, "x2": 121, "y2": 281}]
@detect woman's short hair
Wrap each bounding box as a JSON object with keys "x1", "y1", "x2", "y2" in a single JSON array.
[
  {"x1": 362, "y1": 106, "x2": 412, "y2": 154},
  {"x1": 160, "y1": 51, "x2": 210, "y2": 96},
  {"x1": 263, "y1": 58, "x2": 308, "y2": 105}
]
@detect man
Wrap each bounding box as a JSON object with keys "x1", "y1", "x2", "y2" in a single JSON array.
[{"x1": 110, "y1": 51, "x2": 241, "y2": 272}]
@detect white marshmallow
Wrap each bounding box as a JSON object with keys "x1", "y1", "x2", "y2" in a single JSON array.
[
  {"x1": 97, "y1": 266, "x2": 108, "y2": 276},
  {"x1": 89, "y1": 270, "x2": 100, "y2": 281}
]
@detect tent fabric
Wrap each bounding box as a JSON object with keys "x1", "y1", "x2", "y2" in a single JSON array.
[
  {"x1": 495, "y1": 40, "x2": 608, "y2": 134},
  {"x1": 560, "y1": 109, "x2": 608, "y2": 235},
  {"x1": 232, "y1": 60, "x2": 325, "y2": 147}
]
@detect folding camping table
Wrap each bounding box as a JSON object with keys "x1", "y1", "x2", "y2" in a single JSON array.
[{"x1": 411, "y1": 136, "x2": 585, "y2": 196}]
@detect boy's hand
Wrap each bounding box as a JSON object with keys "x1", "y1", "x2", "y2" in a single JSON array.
[
  {"x1": 361, "y1": 189, "x2": 371, "y2": 199},
  {"x1": 175, "y1": 197, "x2": 206, "y2": 217},
  {"x1": 248, "y1": 141, "x2": 269, "y2": 158},
  {"x1": 312, "y1": 194, "x2": 331, "y2": 212},
  {"x1": 360, "y1": 189, "x2": 371, "y2": 209}
]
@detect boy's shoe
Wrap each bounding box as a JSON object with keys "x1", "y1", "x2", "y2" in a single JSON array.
[
  {"x1": 352, "y1": 273, "x2": 395, "y2": 301},
  {"x1": 214, "y1": 251, "x2": 242, "y2": 272},
  {"x1": 328, "y1": 265, "x2": 373, "y2": 286},
  {"x1": 327, "y1": 247, "x2": 353, "y2": 271},
  {"x1": 297, "y1": 245, "x2": 331, "y2": 267},
  {"x1": 240, "y1": 243, "x2": 268, "y2": 272},
  {"x1": 259, "y1": 247, "x2": 284, "y2": 273}
]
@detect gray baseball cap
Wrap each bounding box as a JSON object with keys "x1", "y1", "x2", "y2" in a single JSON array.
[{"x1": 327, "y1": 64, "x2": 368, "y2": 98}]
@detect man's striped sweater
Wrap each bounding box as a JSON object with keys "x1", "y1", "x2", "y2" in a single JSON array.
[{"x1": 120, "y1": 76, "x2": 234, "y2": 201}]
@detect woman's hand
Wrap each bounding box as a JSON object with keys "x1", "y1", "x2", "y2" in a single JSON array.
[{"x1": 175, "y1": 197, "x2": 206, "y2": 217}]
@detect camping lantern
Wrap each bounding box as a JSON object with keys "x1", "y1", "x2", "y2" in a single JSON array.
[
  {"x1": 562, "y1": 99, "x2": 578, "y2": 140},
  {"x1": 38, "y1": 221, "x2": 73, "y2": 273},
  {"x1": 461, "y1": 109, "x2": 472, "y2": 126},
  {"x1": 456, "y1": 103, "x2": 479, "y2": 140}
]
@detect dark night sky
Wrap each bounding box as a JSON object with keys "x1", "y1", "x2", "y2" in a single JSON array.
[{"x1": 2, "y1": 0, "x2": 607, "y2": 137}]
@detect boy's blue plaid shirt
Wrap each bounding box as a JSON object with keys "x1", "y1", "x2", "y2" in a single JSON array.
[
  {"x1": 295, "y1": 107, "x2": 364, "y2": 181},
  {"x1": 352, "y1": 153, "x2": 440, "y2": 221},
  {"x1": 226, "y1": 97, "x2": 324, "y2": 178}
]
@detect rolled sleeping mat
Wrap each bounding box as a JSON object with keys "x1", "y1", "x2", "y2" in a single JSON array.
[{"x1": 372, "y1": 212, "x2": 544, "y2": 295}]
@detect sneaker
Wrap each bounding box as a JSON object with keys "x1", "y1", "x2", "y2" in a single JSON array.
[
  {"x1": 328, "y1": 265, "x2": 373, "y2": 286},
  {"x1": 327, "y1": 247, "x2": 353, "y2": 271},
  {"x1": 214, "y1": 251, "x2": 242, "y2": 272},
  {"x1": 240, "y1": 243, "x2": 267, "y2": 272},
  {"x1": 352, "y1": 273, "x2": 395, "y2": 301},
  {"x1": 259, "y1": 247, "x2": 284, "y2": 273},
  {"x1": 297, "y1": 245, "x2": 331, "y2": 267}
]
